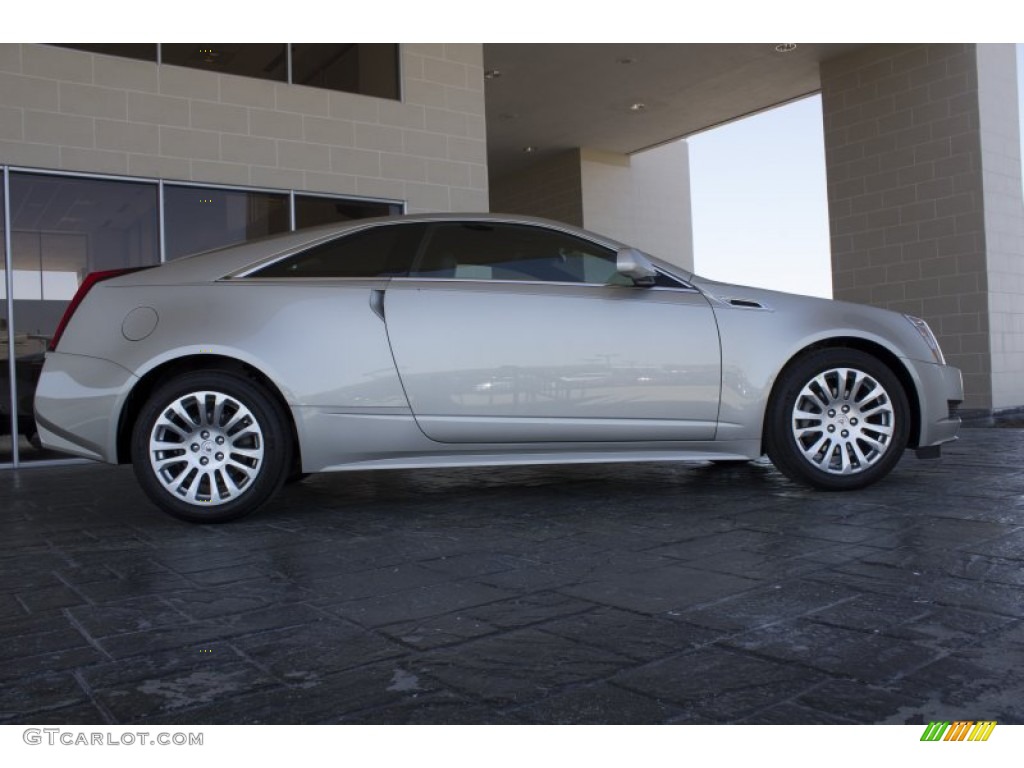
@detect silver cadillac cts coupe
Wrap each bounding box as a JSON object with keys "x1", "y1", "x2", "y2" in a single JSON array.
[{"x1": 34, "y1": 214, "x2": 964, "y2": 523}]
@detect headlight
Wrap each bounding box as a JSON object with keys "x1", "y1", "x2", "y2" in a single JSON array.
[{"x1": 905, "y1": 315, "x2": 945, "y2": 365}]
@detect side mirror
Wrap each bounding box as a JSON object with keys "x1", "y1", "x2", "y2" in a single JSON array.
[{"x1": 616, "y1": 247, "x2": 657, "y2": 287}]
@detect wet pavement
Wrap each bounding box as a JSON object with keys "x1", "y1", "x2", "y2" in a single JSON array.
[{"x1": 1, "y1": 427, "x2": 1023, "y2": 724}]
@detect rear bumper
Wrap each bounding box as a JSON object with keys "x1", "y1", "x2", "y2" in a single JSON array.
[
  {"x1": 34, "y1": 352, "x2": 137, "y2": 463},
  {"x1": 912, "y1": 360, "x2": 963, "y2": 449}
]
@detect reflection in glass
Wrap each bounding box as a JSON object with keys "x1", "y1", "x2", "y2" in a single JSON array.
[
  {"x1": 1, "y1": 177, "x2": 10, "y2": 463},
  {"x1": 164, "y1": 186, "x2": 290, "y2": 261},
  {"x1": 254, "y1": 223, "x2": 426, "y2": 279},
  {"x1": 294, "y1": 194, "x2": 401, "y2": 230},
  {"x1": 9, "y1": 173, "x2": 159, "y2": 461},
  {"x1": 290, "y1": 44, "x2": 400, "y2": 100},
  {"x1": 413, "y1": 223, "x2": 620, "y2": 284},
  {"x1": 161, "y1": 44, "x2": 287, "y2": 82}
]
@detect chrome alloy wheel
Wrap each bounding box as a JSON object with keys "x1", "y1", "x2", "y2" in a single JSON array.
[
  {"x1": 790, "y1": 367, "x2": 896, "y2": 475},
  {"x1": 148, "y1": 390, "x2": 265, "y2": 505}
]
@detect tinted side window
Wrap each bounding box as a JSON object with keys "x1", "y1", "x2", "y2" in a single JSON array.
[
  {"x1": 411, "y1": 223, "x2": 621, "y2": 284},
  {"x1": 252, "y1": 224, "x2": 425, "y2": 278}
]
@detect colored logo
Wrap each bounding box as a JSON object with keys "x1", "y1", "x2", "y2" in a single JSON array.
[{"x1": 920, "y1": 721, "x2": 996, "y2": 742}]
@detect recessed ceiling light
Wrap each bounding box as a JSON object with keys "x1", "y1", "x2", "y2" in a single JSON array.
[
  {"x1": 628, "y1": 102, "x2": 647, "y2": 113},
  {"x1": 198, "y1": 47, "x2": 221, "y2": 63},
  {"x1": 774, "y1": 43, "x2": 797, "y2": 53},
  {"x1": 484, "y1": 69, "x2": 502, "y2": 80},
  {"x1": 522, "y1": 146, "x2": 537, "y2": 154}
]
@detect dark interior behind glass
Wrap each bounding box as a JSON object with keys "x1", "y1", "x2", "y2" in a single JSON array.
[
  {"x1": 291, "y1": 44, "x2": 400, "y2": 101},
  {"x1": 54, "y1": 44, "x2": 158, "y2": 62},
  {"x1": 164, "y1": 186, "x2": 289, "y2": 261},
  {"x1": 295, "y1": 195, "x2": 401, "y2": 230},
  {"x1": 411, "y1": 223, "x2": 624, "y2": 284},
  {"x1": 160, "y1": 44, "x2": 287, "y2": 82},
  {"x1": 253, "y1": 224, "x2": 426, "y2": 279}
]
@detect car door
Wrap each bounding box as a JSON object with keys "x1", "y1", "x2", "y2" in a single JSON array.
[{"x1": 383, "y1": 221, "x2": 722, "y2": 444}]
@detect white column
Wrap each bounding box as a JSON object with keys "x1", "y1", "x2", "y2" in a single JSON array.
[
  {"x1": 977, "y1": 44, "x2": 1024, "y2": 411},
  {"x1": 579, "y1": 141, "x2": 694, "y2": 272}
]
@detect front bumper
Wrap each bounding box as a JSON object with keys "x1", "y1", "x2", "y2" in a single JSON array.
[
  {"x1": 911, "y1": 359, "x2": 963, "y2": 449},
  {"x1": 34, "y1": 352, "x2": 137, "y2": 463}
]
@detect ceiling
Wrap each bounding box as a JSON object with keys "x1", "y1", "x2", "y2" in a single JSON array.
[{"x1": 483, "y1": 43, "x2": 868, "y2": 179}]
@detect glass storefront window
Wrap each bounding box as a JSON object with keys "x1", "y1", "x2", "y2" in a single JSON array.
[
  {"x1": 294, "y1": 194, "x2": 401, "y2": 230},
  {"x1": 55, "y1": 44, "x2": 157, "y2": 62},
  {"x1": 160, "y1": 44, "x2": 287, "y2": 82},
  {"x1": 290, "y1": 44, "x2": 400, "y2": 101},
  {"x1": 164, "y1": 186, "x2": 290, "y2": 261},
  {"x1": 1, "y1": 168, "x2": 403, "y2": 466},
  {"x1": 8, "y1": 173, "x2": 160, "y2": 461},
  {"x1": 51, "y1": 44, "x2": 400, "y2": 100},
  {"x1": 1, "y1": 176, "x2": 10, "y2": 464}
]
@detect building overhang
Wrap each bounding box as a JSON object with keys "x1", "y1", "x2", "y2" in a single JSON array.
[{"x1": 483, "y1": 43, "x2": 869, "y2": 179}]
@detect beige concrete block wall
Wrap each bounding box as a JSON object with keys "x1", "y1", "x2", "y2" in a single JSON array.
[
  {"x1": 0, "y1": 43, "x2": 488, "y2": 213},
  {"x1": 820, "y1": 43, "x2": 995, "y2": 410},
  {"x1": 489, "y1": 150, "x2": 585, "y2": 226}
]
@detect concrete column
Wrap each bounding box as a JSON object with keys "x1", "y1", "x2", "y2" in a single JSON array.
[
  {"x1": 489, "y1": 141, "x2": 694, "y2": 271},
  {"x1": 488, "y1": 149, "x2": 584, "y2": 227},
  {"x1": 977, "y1": 45, "x2": 1024, "y2": 412},
  {"x1": 820, "y1": 43, "x2": 1024, "y2": 414}
]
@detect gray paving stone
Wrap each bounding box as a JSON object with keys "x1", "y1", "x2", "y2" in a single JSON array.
[
  {"x1": 561, "y1": 564, "x2": 762, "y2": 614},
  {"x1": 6, "y1": 701, "x2": 109, "y2": 724},
  {"x1": 93, "y1": 660, "x2": 278, "y2": 722},
  {"x1": 415, "y1": 628, "x2": 634, "y2": 706},
  {"x1": 1, "y1": 428, "x2": 1023, "y2": 723},
  {"x1": 797, "y1": 679, "x2": 947, "y2": 724},
  {"x1": 676, "y1": 580, "x2": 862, "y2": 631},
  {"x1": 0, "y1": 646, "x2": 107, "y2": 684},
  {"x1": 613, "y1": 646, "x2": 826, "y2": 720},
  {"x1": 514, "y1": 682, "x2": 687, "y2": 724},
  {"x1": 324, "y1": 580, "x2": 518, "y2": 627},
  {"x1": 721, "y1": 618, "x2": 943, "y2": 682},
  {"x1": 378, "y1": 613, "x2": 500, "y2": 650},
  {"x1": 465, "y1": 591, "x2": 597, "y2": 629},
  {"x1": 739, "y1": 702, "x2": 856, "y2": 724},
  {"x1": 229, "y1": 620, "x2": 406, "y2": 679},
  {"x1": 339, "y1": 691, "x2": 516, "y2": 724},
  {"x1": 68, "y1": 597, "x2": 187, "y2": 637},
  {"x1": 147, "y1": 661, "x2": 449, "y2": 724},
  {"x1": 0, "y1": 672, "x2": 88, "y2": 721},
  {"x1": 536, "y1": 606, "x2": 719, "y2": 662},
  {"x1": 891, "y1": 649, "x2": 1024, "y2": 722}
]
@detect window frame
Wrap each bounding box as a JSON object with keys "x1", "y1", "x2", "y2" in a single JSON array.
[
  {"x1": 238, "y1": 217, "x2": 698, "y2": 291},
  {"x1": 399, "y1": 220, "x2": 696, "y2": 292}
]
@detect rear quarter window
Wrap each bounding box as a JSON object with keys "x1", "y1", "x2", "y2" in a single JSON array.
[{"x1": 251, "y1": 223, "x2": 426, "y2": 278}]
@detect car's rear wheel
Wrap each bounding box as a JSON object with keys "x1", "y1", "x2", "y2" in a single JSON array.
[
  {"x1": 765, "y1": 349, "x2": 910, "y2": 490},
  {"x1": 130, "y1": 371, "x2": 291, "y2": 522}
]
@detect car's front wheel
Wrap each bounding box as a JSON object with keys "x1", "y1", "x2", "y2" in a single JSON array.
[
  {"x1": 130, "y1": 371, "x2": 291, "y2": 522},
  {"x1": 765, "y1": 349, "x2": 910, "y2": 491}
]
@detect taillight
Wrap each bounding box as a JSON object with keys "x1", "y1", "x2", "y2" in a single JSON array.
[{"x1": 48, "y1": 267, "x2": 151, "y2": 352}]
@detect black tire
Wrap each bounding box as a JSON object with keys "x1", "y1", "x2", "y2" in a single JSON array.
[
  {"x1": 130, "y1": 370, "x2": 292, "y2": 523},
  {"x1": 285, "y1": 471, "x2": 311, "y2": 485},
  {"x1": 764, "y1": 348, "x2": 910, "y2": 491}
]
